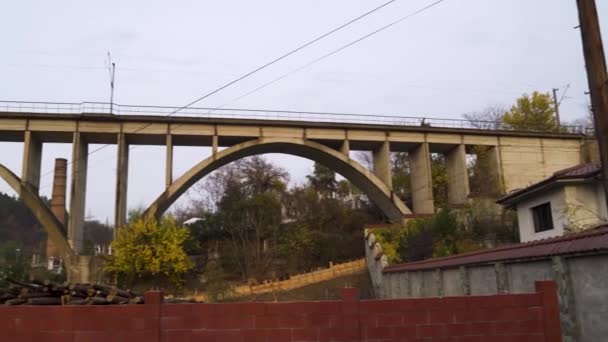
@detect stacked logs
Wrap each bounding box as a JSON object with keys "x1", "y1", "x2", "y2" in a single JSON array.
[{"x1": 0, "y1": 278, "x2": 144, "y2": 305}]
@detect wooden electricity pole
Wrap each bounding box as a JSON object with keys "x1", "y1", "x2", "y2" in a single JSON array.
[{"x1": 576, "y1": 0, "x2": 608, "y2": 208}]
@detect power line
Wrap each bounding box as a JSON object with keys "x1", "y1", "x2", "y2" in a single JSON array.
[
  {"x1": 210, "y1": 0, "x2": 448, "y2": 111},
  {"x1": 158, "y1": 0, "x2": 399, "y2": 119},
  {"x1": 34, "y1": 0, "x2": 400, "y2": 181}
]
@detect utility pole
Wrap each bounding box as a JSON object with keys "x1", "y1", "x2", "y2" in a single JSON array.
[
  {"x1": 552, "y1": 88, "x2": 561, "y2": 127},
  {"x1": 106, "y1": 52, "x2": 116, "y2": 114},
  {"x1": 576, "y1": 0, "x2": 608, "y2": 210}
]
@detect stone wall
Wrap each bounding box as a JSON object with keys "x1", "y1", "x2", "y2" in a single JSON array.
[{"x1": 365, "y1": 229, "x2": 608, "y2": 342}]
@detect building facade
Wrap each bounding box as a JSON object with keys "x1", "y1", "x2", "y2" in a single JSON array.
[{"x1": 498, "y1": 164, "x2": 607, "y2": 242}]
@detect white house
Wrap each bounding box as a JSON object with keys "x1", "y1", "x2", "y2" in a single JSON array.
[{"x1": 497, "y1": 163, "x2": 607, "y2": 242}]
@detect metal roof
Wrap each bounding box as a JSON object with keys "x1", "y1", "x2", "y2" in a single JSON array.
[{"x1": 383, "y1": 225, "x2": 608, "y2": 273}]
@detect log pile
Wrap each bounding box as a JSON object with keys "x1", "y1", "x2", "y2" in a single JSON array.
[{"x1": 0, "y1": 278, "x2": 144, "y2": 305}]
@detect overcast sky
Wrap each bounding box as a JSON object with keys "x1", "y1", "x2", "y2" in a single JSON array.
[{"x1": 0, "y1": 0, "x2": 606, "y2": 222}]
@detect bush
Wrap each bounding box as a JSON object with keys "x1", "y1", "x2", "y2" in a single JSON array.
[
  {"x1": 373, "y1": 209, "x2": 490, "y2": 264},
  {"x1": 105, "y1": 216, "x2": 193, "y2": 288},
  {"x1": 202, "y1": 260, "x2": 232, "y2": 302}
]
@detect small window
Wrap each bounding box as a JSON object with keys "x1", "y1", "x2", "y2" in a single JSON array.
[{"x1": 531, "y1": 202, "x2": 554, "y2": 233}]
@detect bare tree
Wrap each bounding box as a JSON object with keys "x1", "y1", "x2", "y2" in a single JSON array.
[
  {"x1": 567, "y1": 105, "x2": 595, "y2": 133},
  {"x1": 463, "y1": 105, "x2": 506, "y2": 130},
  {"x1": 354, "y1": 151, "x2": 374, "y2": 171}
]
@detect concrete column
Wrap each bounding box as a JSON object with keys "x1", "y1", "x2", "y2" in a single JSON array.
[
  {"x1": 446, "y1": 144, "x2": 469, "y2": 206},
  {"x1": 373, "y1": 141, "x2": 392, "y2": 189},
  {"x1": 165, "y1": 134, "x2": 173, "y2": 188},
  {"x1": 212, "y1": 135, "x2": 219, "y2": 156},
  {"x1": 409, "y1": 142, "x2": 434, "y2": 214},
  {"x1": 114, "y1": 133, "x2": 129, "y2": 230},
  {"x1": 340, "y1": 140, "x2": 350, "y2": 157},
  {"x1": 435, "y1": 269, "x2": 444, "y2": 297},
  {"x1": 47, "y1": 158, "x2": 67, "y2": 260},
  {"x1": 487, "y1": 145, "x2": 505, "y2": 194},
  {"x1": 552, "y1": 256, "x2": 580, "y2": 341},
  {"x1": 406, "y1": 272, "x2": 413, "y2": 297},
  {"x1": 459, "y1": 266, "x2": 471, "y2": 295},
  {"x1": 68, "y1": 132, "x2": 88, "y2": 255},
  {"x1": 494, "y1": 262, "x2": 509, "y2": 294},
  {"x1": 21, "y1": 131, "x2": 43, "y2": 193}
]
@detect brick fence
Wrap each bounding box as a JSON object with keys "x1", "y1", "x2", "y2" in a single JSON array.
[{"x1": 1, "y1": 281, "x2": 561, "y2": 341}]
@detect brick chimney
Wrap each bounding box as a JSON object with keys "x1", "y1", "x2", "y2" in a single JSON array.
[{"x1": 46, "y1": 158, "x2": 67, "y2": 260}]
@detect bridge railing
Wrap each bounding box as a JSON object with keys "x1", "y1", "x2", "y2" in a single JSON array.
[{"x1": 0, "y1": 100, "x2": 589, "y2": 134}]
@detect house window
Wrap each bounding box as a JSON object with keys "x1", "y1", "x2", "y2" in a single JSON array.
[{"x1": 531, "y1": 202, "x2": 554, "y2": 233}]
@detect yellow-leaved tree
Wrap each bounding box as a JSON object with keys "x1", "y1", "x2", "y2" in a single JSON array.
[
  {"x1": 502, "y1": 91, "x2": 559, "y2": 131},
  {"x1": 105, "y1": 216, "x2": 193, "y2": 288}
]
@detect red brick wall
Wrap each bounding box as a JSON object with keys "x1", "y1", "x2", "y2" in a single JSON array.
[{"x1": 0, "y1": 281, "x2": 561, "y2": 342}]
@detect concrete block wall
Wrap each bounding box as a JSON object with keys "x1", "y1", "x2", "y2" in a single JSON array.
[
  {"x1": 365, "y1": 229, "x2": 608, "y2": 342},
  {"x1": 0, "y1": 286, "x2": 562, "y2": 341}
]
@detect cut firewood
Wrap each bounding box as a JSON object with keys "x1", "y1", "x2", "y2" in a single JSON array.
[
  {"x1": 5, "y1": 298, "x2": 26, "y2": 305},
  {"x1": 129, "y1": 296, "x2": 144, "y2": 304},
  {"x1": 20, "y1": 292, "x2": 57, "y2": 299},
  {"x1": 28, "y1": 297, "x2": 62, "y2": 305},
  {"x1": 1, "y1": 279, "x2": 156, "y2": 305},
  {"x1": 86, "y1": 297, "x2": 109, "y2": 305},
  {"x1": 106, "y1": 295, "x2": 129, "y2": 304}
]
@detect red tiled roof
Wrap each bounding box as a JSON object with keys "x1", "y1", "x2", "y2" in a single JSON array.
[
  {"x1": 497, "y1": 163, "x2": 601, "y2": 205},
  {"x1": 383, "y1": 225, "x2": 608, "y2": 273}
]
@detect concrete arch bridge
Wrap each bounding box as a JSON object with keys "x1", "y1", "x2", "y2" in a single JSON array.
[{"x1": 0, "y1": 104, "x2": 588, "y2": 273}]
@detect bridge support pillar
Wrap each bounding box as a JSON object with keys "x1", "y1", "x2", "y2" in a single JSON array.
[
  {"x1": 487, "y1": 145, "x2": 504, "y2": 194},
  {"x1": 340, "y1": 139, "x2": 350, "y2": 157},
  {"x1": 68, "y1": 132, "x2": 88, "y2": 254},
  {"x1": 212, "y1": 135, "x2": 219, "y2": 155},
  {"x1": 373, "y1": 141, "x2": 392, "y2": 189},
  {"x1": 446, "y1": 144, "x2": 469, "y2": 206},
  {"x1": 115, "y1": 133, "x2": 129, "y2": 230},
  {"x1": 409, "y1": 142, "x2": 434, "y2": 214},
  {"x1": 165, "y1": 134, "x2": 173, "y2": 188},
  {"x1": 21, "y1": 131, "x2": 42, "y2": 193}
]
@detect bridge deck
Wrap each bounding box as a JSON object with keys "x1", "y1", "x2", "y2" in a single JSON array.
[{"x1": 0, "y1": 111, "x2": 586, "y2": 150}]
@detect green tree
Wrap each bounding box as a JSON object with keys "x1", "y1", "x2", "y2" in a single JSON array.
[
  {"x1": 0, "y1": 241, "x2": 30, "y2": 287},
  {"x1": 502, "y1": 91, "x2": 559, "y2": 131},
  {"x1": 126, "y1": 207, "x2": 145, "y2": 224},
  {"x1": 307, "y1": 162, "x2": 337, "y2": 196},
  {"x1": 82, "y1": 220, "x2": 114, "y2": 255},
  {"x1": 204, "y1": 157, "x2": 288, "y2": 280},
  {"x1": 431, "y1": 154, "x2": 448, "y2": 206},
  {"x1": 202, "y1": 260, "x2": 231, "y2": 302},
  {"x1": 468, "y1": 146, "x2": 501, "y2": 197},
  {"x1": 391, "y1": 152, "x2": 411, "y2": 202},
  {"x1": 0, "y1": 192, "x2": 47, "y2": 254},
  {"x1": 183, "y1": 156, "x2": 378, "y2": 282},
  {"x1": 105, "y1": 217, "x2": 193, "y2": 287}
]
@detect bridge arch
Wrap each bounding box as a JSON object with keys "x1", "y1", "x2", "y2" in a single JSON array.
[
  {"x1": 144, "y1": 137, "x2": 412, "y2": 223},
  {"x1": 0, "y1": 164, "x2": 75, "y2": 259}
]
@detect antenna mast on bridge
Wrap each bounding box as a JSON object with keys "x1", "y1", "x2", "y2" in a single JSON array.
[{"x1": 106, "y1": 52, "x2": 116, "y2": 114}]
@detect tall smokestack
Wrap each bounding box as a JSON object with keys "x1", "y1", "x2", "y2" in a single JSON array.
[{"x1": 46, "y1": 158, "x2": 67, "y2": 260}]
